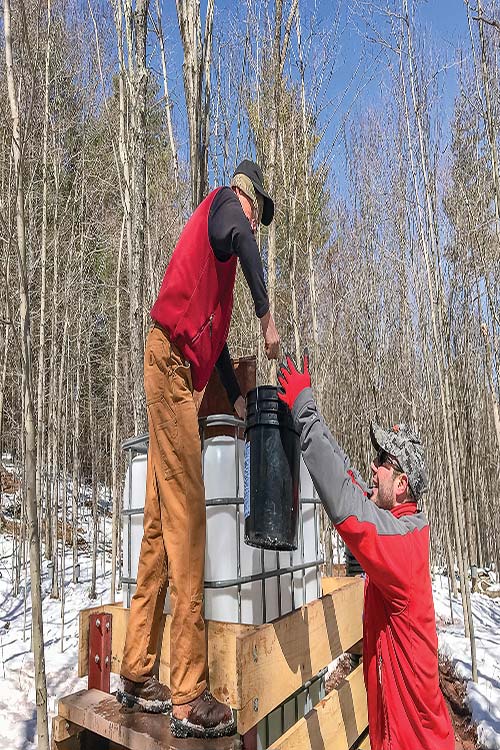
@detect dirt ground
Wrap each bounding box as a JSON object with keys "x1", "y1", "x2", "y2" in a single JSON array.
[
  {"x1": 325, "y1": 654, "x2": 480, "y2": 749},
  {"x1": 439, "y1": 656, "x2": 479, "y2": 750}
]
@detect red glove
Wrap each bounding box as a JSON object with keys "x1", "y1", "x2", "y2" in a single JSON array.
[{"x1": 277, "y1": 351, "x2": 311, "y2": 410}]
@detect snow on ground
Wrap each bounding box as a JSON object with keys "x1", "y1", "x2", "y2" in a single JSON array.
[
  {"x1": 1, "y1": 483, "x2": 500, "y2": 750},
  {"x1": 433, "y1": 573, "x2": 500, "y2": 750},
  {"x1": 0, "y1": 530, "x2": 120, "y2": 750}
]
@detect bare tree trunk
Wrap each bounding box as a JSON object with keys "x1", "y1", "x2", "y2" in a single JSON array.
[
  {"x1": 45, "y1": 137, "x2": 60, "y2": 561},
  {"x1": 296, "y1": 6, "x2": 319, "y2": 363},
  {"x1": 176, "y1": 0, "x2": 214, "y2": 209},
  {"x1": 60, "y1": 340, "x2": 69, "y2": 649},
  {"x1": 266, "y1": 0, "x2": 298, "y2": 379},
  {"x1": 71, "y1": 179, "x2": 85, "y2": 583},
  {"x1": 0, "y1": 303, "x2": 10, "y2": 456},
  {"x1": 481, "y1": 323, "x2": 500, "y2": 456},
  {"x1": 3, "y1": 0, "x2": 49, "y2": 743},
  {"x1": 152, "y1": 0, "x2": 179, "y2": 189},
  {"x1": 71, "y1": 350, "x2": 80, "y2": 582},
  {"x1": 36, "y1": 0, "x2": 51, "y2": 538},
  {"x1": 50, "y1": 290, "x2": 69, "y2": 599},
  {"x1": 122, "y1": 0, "x2": 149, "y2": 435},
  {"x1": 88, "y1": 346, "x2": 98, "y2": 600},
  {"x1": 111, "y1": 217, "x2": 125, "y2": 601}
]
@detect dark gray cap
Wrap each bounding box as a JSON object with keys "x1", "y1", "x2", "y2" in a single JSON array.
[
  {"x1": 233, "y1": 159, "x2": 274, "y2": 225},
  {"x1": 370, "y1": 421, "x2": 428, "y2": 500}
]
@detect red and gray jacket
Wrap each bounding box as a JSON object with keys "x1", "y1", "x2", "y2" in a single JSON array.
[
  {"x1": 292, "y1": 389, "x2": 454, "y2": 750},
  {"x1": 151, "y1": 188, "x2": 237, "y2": 391}
]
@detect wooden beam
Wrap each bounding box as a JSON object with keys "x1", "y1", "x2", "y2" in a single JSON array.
[
  {"x1": 57, "y1": 689, "x2": 238, "y2": 750},
  {"x1": 322, "y1": 575, "x2": 362, "y2": 595},
  {"x1": 236, "y1": 577, "x2": 364, "y2": 733},
  {"x1": 51, "y1": 716, "x2": 83, "y2": 750},
  {"x1": 266, "y1": 663, "x2": 367, "y2": 750},
  {"x1": 51, "y1": 716, "x2": 82, "y2": 743}
]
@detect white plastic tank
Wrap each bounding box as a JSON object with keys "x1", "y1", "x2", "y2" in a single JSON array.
[
  {"x1": 203, "y1": 434, "x2": 264, "y2": 623},
  {"x1": 121, "y1": 430, "x2": 322, "y2": 624},
  {"x1": 122, "y1": 452, "x2": 147, "y2": 605},
  {"x1": 122, "y1": 451, "x2": 172, "y2": 611}
]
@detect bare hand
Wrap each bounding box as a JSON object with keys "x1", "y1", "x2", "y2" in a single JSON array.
[
  {"x1": 260, "y1": 310, "x2": 280, "y2": 360},
  {"x1": 233, "y1": 395, "x2": 246, "y2": 421}
]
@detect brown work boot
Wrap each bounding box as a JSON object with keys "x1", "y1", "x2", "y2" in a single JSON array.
[
  {"x1": 116, "y1": 675, "x2": 172, "y2": 713},
  {"x1": 170, "y1": 689, "x2": 236, "y2": 738}
]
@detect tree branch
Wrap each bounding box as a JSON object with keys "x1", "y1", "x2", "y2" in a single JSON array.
[{"x1": 472, "y1": 14, "x2": 500, "y2": 32}]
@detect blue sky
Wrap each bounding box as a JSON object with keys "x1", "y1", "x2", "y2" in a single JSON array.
[{"x1": 158, "y1": 1, "x2": 472, "y2": 188}]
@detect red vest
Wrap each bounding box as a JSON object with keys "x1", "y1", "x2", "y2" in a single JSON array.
[{"x1": 151, "y1": 188, "x2": 238, "y2": 391}]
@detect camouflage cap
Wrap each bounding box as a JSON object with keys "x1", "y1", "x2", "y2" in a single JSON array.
[{"x1": 370, "y1": 421, "x2": 428, "y2": 500}]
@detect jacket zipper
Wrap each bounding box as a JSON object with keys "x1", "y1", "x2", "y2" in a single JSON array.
[
  {"x1": 378, "y1": 653, "x2": 391, "y2": 748},
  {"x1": 192, "y1": 313, "x2": 214, "y2": 344}
]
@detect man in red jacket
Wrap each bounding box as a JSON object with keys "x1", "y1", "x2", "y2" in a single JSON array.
[
  {"x1": 277, "y1": 353, "x2": 455, "y2": 750},
  {"x1": 117, "y1": 161, "x2": 280, "y2": 739}
]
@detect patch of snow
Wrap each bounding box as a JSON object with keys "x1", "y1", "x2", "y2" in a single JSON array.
[
  {"x1": 0, "y1": 507, "x2": 117, "y2": 749},
  {"x1": 433, "y1": 574, "x2": 500, "y2": 749}
]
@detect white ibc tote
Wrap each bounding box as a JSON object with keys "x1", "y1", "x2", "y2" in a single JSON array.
[{"x1": 122, "y1": 415, "x2": 322, "y2": 624}]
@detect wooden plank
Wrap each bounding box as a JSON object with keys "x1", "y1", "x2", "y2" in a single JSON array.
[
  {"x1": 57, "y1": 689, "x2": 238, "y2": 750},
  {"x1": 52, "y1": 715, "x2": 82, "y2": 743},
  {"x1": 267, "y1": 663, "x2": 367, "y2": 750},
  {"x1": 321, "y1": 576, "x2": 362, "y2": 595},
  {"x1": 236, "y1": 577, "x2": 364, "y2": 733},
  {"x1": 51, "y1": 715, "x2": 83, "y2": 750},
  {"x1": 79, "y1": 578, "x2": 362, "y2": 729}
]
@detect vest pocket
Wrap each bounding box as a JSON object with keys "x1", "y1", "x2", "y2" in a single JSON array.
[
  {"x1": 189, "y1": 312, "x2": 217, "y2": 374},
  {"x1": 191, "y1": 312, "x2": 214, "y2": 345}
]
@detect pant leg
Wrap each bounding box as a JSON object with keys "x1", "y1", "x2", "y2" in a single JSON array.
[
  {"x1": 123, "y1": 325, "x2": 207, "y2": 703},
  {"x1": 149, "y1": 333, "x2": 207, "y2": 704},
  {"x1": 121, "y1": 330, "x2": 169, "y2": 681}
]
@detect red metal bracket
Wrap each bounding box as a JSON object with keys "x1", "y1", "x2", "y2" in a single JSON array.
[{"x1": 88, "y1": 612, "x2": 112, "y2": 692}]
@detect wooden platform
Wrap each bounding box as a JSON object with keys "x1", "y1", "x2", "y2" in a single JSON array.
[
  {"x1": 58, "y1": 576, "x2": 368, "y2": 749},
  {"x1": 52, "y1": 665, "x2": 368, "y2": 750},
  {"x1": 52, "y1": 689, "x2": 238, "y2": 750},
  {"x1": 79, "y1": 576, "x2": 364, "y2": 735}
]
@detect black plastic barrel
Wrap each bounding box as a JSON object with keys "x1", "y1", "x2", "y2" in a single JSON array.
[{"x1": 244, "y1": 386, "x2": 300, "y2": 551}]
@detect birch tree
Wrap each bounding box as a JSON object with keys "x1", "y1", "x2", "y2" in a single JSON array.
[
  {"x1": 3, "y1": 0, "x2": 49, "y2": 743},
  {"x1": 176, "y1": 0, "x2": 215, "y2": 209}
]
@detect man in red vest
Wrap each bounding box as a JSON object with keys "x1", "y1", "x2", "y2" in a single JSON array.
[{"x1": 117, "y1": 161, "x2": 279, "y2": 739}]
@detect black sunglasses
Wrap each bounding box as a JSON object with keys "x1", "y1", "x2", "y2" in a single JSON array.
[{"x1": 376, "y1": 450, "x2": 402, "y2": 472}]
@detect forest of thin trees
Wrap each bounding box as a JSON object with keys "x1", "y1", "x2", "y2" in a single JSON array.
[{"x1": 1, "y1": 1, "x2": 499, "y2": 748}]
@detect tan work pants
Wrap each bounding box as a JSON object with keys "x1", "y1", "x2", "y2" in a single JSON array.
[{"x1": 121, "y1": 325, "x2": 207, "y2": 704}]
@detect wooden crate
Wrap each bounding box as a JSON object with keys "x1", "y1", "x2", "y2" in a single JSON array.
[{"x1": 53, "y1": 576, "x2": 367, "y2": 749}]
